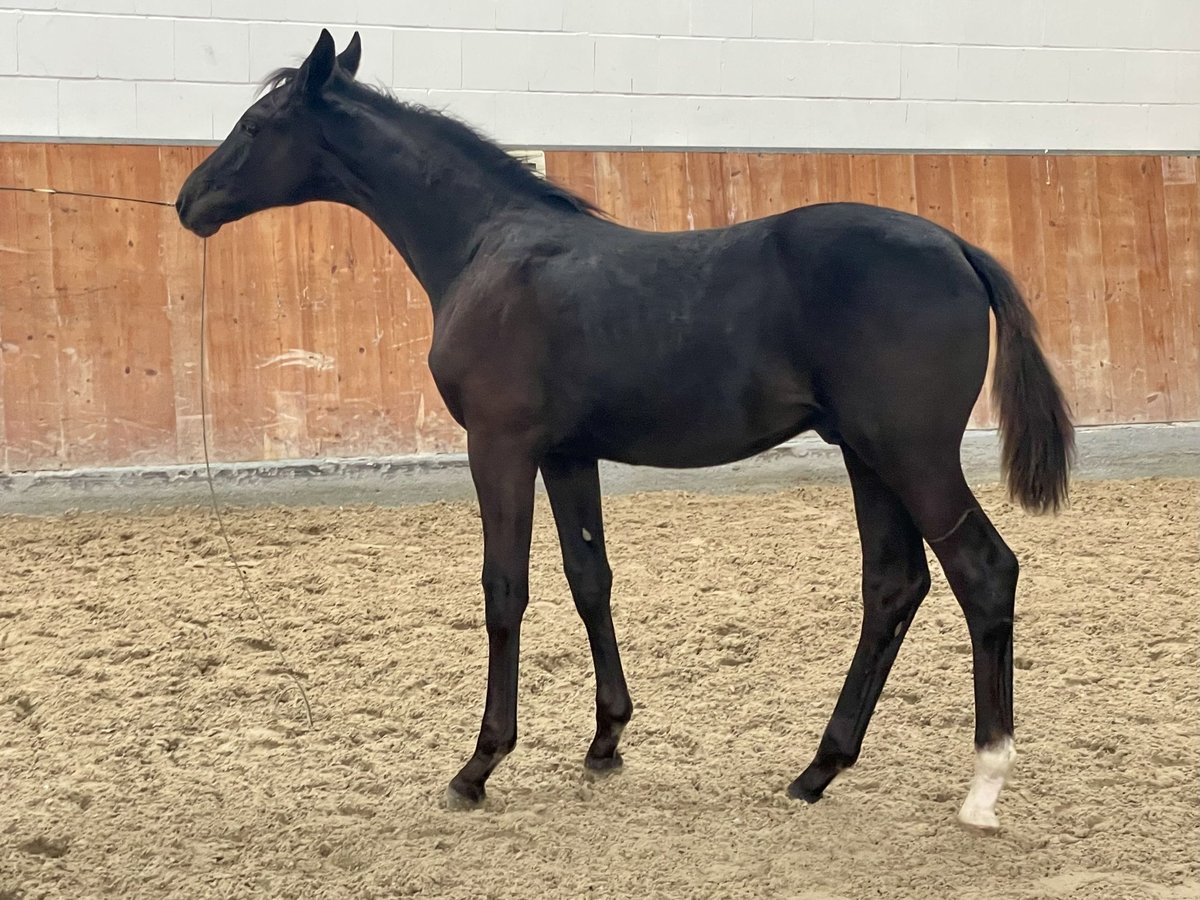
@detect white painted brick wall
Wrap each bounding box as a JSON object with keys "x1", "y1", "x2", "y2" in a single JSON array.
[
  {"x1": 17, "y1": 12, "x2": 174, "y2": 79},
  {"x1": 174, "y1": 19, "x2": 250, "y2": 83},
  {"x1": 16, "y1": 12, "x2": 107, "y2": 77},
  {"x1": 563, "y1": 1, "x2": 690, "y2": 38},
  {"x1": 461, "y1": 31, "x2": 594, "y2": 93},
  {"x1": 901, "y1": 45, "x2": 958, "y2": 101},
  {"x1": 720, "y1": 40, "x2": 901, "y2": 99},
  {"x1": 957, "y1": 48, "x2": 1072, "y2": 103},
  {"x1": 393, "y1": 29, "x2": 462, "y2": 91},
  {"x1": 690, "y1": 0, "x2": 751, "y2": 39},
  {"x1": 3, "y1": 76, "x2": 58, "y2": 135},
  {"x1": 0, "y1": 10, "x2": 18, "y2": 74},
  {"x1": 656, "y1": 37, "x2": 722, "y2": 95},
  {"x1": 494, "y1": 0, "x2": 562, "y2": 33},
  {"x1": 0, "y1": 1, "x2": 1196, "y2": 150},
  {"x1": 59, "y1": 78, "x2": 135, "y2": 136},
  {"x1": 750, "y1": 0, "x2": 813, "y2": 40}
]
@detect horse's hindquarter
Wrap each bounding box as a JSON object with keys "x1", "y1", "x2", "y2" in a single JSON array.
[{"x1": 776, "y1": 204, "x2": 994, "y2": 448}]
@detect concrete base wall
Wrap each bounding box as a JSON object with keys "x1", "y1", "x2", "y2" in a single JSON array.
[{"x1": 1, "y1": 423, "x2": 1196, "y2": 516}]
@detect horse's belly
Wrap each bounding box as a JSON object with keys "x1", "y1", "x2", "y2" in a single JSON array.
[{"x1": 572, "y1": 392, "x2": 820, "y2": 469}]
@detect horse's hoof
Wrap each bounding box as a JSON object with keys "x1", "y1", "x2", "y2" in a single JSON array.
[
  {"x1": 957, "y1": 804, "x2": 1001, "y2": 834},
  {"x1": 443, "y1": 783, "x2": 485, "y2": 811},
  {"x1": 786, "y1": 778, "x2": 824, "y2": 804},
  {"x1": 584, "y1": 751, "x2": 624, "y2": 773}
]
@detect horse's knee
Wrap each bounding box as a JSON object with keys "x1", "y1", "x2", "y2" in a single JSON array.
[{"x1": 482, "y1": 564, "x2": 529, "y2": 631}]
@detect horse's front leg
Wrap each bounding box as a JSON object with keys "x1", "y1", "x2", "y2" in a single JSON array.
[
  {"x1": 540, "y1": 454, "x2": 632, "y2": 770},
  {"x1": 446, "y1": 432, "x2": 538, "y2": 809}
]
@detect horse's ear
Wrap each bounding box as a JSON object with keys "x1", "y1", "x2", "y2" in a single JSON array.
[
  {"x1": 337, "y1": 31, "x2": 362, "y2": 78},
  {"x1": 295, "y1": 28, "x2": 336, "y2": 97}
]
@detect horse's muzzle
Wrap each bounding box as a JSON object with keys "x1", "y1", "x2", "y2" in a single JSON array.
[{"x1": 175, "y1": 177, "x2": 224, "y2": 238}]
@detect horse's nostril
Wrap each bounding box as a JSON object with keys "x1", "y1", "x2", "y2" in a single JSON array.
[{"x1": 175, "y1": 196, "x2": 185, "y2": 215}]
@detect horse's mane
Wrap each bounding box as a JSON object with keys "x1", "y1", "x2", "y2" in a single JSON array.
[{"x1": 261, "y1": 67, "x2": 604, "y2": 218}]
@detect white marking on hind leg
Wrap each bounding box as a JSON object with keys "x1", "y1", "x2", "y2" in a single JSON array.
[{"x1": 957, "y1": 736, "x2": 1016, "y2": 833}]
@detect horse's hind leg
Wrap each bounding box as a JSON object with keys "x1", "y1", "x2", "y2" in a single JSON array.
[
  {"x1": 789, "y1": 447, "x2": 931, "y2": 803},
  {"x1": 541, "y1": 455, "x2": 633, "y2": 769},
  {"x1": 898, "y1": 468, "x2": 1020, "y2": 833}
]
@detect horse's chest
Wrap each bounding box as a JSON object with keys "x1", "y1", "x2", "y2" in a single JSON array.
[{"x1": 427, "y1": 302, "x2": 547, "y2": 430}]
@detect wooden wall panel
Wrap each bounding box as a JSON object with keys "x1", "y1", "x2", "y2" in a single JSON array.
[
  {"x1": 1162, "y1": 157, "x2": 1199, "y2": 420},
  {"x1": 197, "y1": 197, "x2": 462, "y2": 463},
  {"x1": 1, "y1": 143, "x2": 1196, "y2": 472},
  {"x1": 0, "y1": 145, "x2": 195, "y2": 470}
]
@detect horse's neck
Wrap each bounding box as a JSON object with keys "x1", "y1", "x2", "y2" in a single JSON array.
[{"x1": 326, "y1": 114, "x2": 513, "y2": 306}]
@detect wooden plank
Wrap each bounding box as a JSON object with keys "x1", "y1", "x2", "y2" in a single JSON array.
[
  {"x1": 912, "y1": 154, "x2": 957, "y2": 232},
  {"x1": 744, "y1": 152, "x2": 794, "y2": 218},
  {"x1": 591, "y1": 151, "x2": 629, "y2": 225},
  {"x1": 544, "y1": 150, "x2": 600, "y2": 210},
  {"x1": 1014, "y1": 155, "x2": 1079, "y2": 422},
  {"x1": 954, "y1": 156, "x2": 1012, "y2": 428},
  {"x1": 874, "y1": 154, "x2": 917, "y2": 214},
  {"x1": 741, "y1": 151, "x2": 824, "y2": 216},
  {"x1": 1161, "y1": 158, "x2": 1199, "y2": 422},
  {"x1": 682, "y1": 152, "x2": 728, "y2": 230},
  {"x1": 630, "y1": 153, "x2": 663, "y2": 230},
  {"x1": 818, "y1": 154, "x2": 854, "y2": 203},
  {"x1": 157, "y1": 144, "x2": 209, "y2": 464},
  {"x1": 0, "y1": 145, "x2": 57, "y2": 470},
  {"x1": 721, "y1": 152, "x2": 754, "y2": 224},
  {"x1": 592, "y1": 151, "x2": 653, "y2": 230},
  {"x1": 294, "y1": 207, "x2": 335, "y2": 457},
  {"x1": 1058, "y1": 156, "x2": 1115, "y2": 424},
  {"x1": 792, "y1": 153, "x2": 825, "y2": 207},
  {"x1": 848, "y1": 154, "x2": 880, "y2": 206},
  {"x1": 1094, "y1": 155, "x2": 1150, "y2": 424},
  {"x1": 643, "y1": 152, "x2": 691, "y2": 231},
  {"x1": 1130, "y1": 157, "x2": 1178, "y2": 422}
]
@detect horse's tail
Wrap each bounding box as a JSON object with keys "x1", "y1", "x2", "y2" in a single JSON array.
[{"x1": 958, "y1": 240, "x2": 1075, "y2": 514}]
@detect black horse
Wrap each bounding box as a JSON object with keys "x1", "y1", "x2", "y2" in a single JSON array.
[{"x1": 177, "y1": 30, "x2": 1073, "y2": 832}]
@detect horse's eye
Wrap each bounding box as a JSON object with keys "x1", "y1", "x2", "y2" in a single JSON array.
[{"x1": 242, "y1": 120, "x2": 260, "y2": 137}]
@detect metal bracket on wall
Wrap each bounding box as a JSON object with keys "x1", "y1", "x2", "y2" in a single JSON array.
[{"x1": 507, "y1": 149, "x2": 547, "y2": 178}]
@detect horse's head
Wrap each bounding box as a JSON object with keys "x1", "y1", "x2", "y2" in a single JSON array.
[{"x1": 175, "y1": 28, "x2": 360, "y2": 237}]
